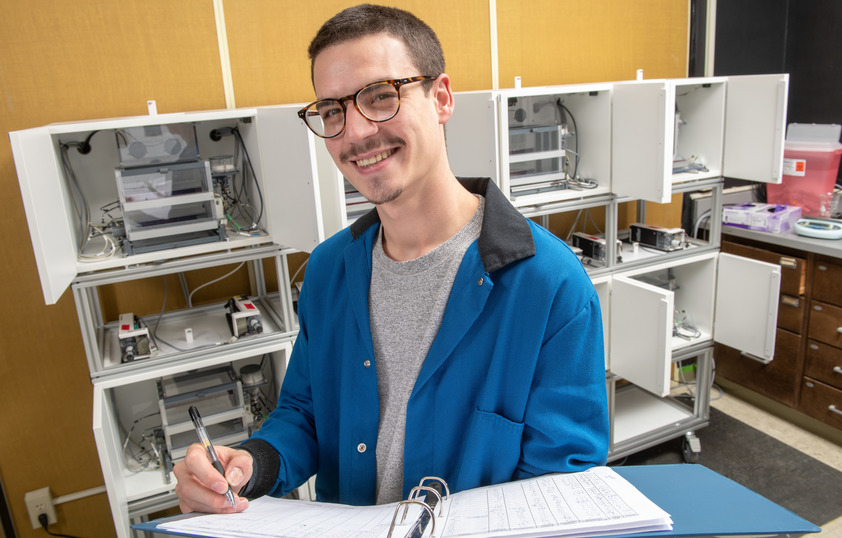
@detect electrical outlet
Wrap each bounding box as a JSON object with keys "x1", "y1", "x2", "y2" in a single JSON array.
[{"x1": 24, "y1": 487, "x2": 57, "y2": 529}]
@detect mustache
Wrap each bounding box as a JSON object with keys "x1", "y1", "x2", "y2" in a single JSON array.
[{"x1": 340, "y1": 136, "x2": 406, "y2": 164}]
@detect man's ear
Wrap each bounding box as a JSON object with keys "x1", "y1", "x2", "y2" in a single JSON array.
[{"x1": 432, "y1": 74, "x2": 455, "y2": 124}]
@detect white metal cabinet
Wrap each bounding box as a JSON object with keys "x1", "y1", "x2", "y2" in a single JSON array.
[
  {"x1": 449, "y1": 83, "x2": 613, "y2": 208},
  {"x1": 9, "y1": 106, "x2": 342, "y2": 305},
  {"x1": 610, "y1": 251, "x2": 780, "y2": 398},
  {"x1": 612, "y1": 74, "x2": 789, "y2": 204},
  {"x1": 93, "y1": 342, "x2": 292, "y2": 536}
]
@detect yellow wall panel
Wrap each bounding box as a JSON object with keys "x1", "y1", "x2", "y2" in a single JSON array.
[
  {"x1": 497, "y1": 0, "x2": 688, "y2": 87},
  {"x1": 224, "y1": 0, "x2": 492, "y2": 107}
]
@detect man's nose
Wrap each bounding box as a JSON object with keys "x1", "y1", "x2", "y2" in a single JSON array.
[{"x1": 342, "y1": 103, "x2": 379, "y2": 140}]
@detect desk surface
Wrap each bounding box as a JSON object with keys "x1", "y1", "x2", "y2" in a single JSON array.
[
  {"x1": 135, "y1": 464, "x2": 820, "y2": 537},
  {"x1": 611, "y1": 464, "x2": 820, "y2": 537},
  {"x1": 723, "y1": 223, "x2": 842, "y2": 259}
]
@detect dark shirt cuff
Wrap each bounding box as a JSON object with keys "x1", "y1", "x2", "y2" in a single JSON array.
[{"x1": 237, "y1": 439, "x2": 281, "y2": 500}]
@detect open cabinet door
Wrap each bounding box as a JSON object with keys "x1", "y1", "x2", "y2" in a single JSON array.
[
  {"x1": 610, "y1": 276, "x2": 673, "y2": 397},
  {"x1": 723, "y1": 74, "x2": 789, "y2": 184},
  {"x1": 611, "y1": 80, "x2": 673, "y2": 204},
  {"x1": 254, "y1": 106, "x2": 329, "y2": 253},
  {"x1": 9, "y1": 127, "x2": 79, "y2": 305},
  {"x1": 714, "y1": 253, "x2": 781, "y2": 362}
]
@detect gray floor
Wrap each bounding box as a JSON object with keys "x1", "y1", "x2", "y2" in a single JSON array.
[{"x1": 711, "y1": 389, "x2": 842, "y2": 537}]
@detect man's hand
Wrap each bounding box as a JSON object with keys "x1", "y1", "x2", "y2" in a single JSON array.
[{"x1": 174, "y1": 444, "x2": 254, "y2": 513}]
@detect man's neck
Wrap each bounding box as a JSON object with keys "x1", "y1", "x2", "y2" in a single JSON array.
[{"x1": 376, "y1": 175, "x2": 479, "y2": 262}]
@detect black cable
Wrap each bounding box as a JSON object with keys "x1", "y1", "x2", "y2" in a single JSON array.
[
  {"x1": 60, "y1": 143, "x2": 92, "y2": 252},
  {"x1": 37, "y1": 514, "x2": 84, "y2": 538},
  {"x1": 557, "y1": 100, "x2": 579, "y2": 180},
  {"x1": 233, "y1": 128, "x2": 265, "y2": 225}
]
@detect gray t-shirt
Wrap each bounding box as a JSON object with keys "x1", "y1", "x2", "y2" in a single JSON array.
[{"x1": 370, "y1": 195, "x2": 485, "y2": 504}]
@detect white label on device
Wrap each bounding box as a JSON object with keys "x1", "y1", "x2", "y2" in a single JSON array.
[{"x1": 783, "y1": 158, "x2": 807, "y2": 177}]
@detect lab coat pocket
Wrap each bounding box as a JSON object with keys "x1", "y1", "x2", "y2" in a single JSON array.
[{"x1": 455, "y1": 407, "x2": 524, "y2": 490}]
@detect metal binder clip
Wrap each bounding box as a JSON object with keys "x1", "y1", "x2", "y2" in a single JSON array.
[{"x1": 386, "y1": 499, "x2": 435, "y2": 538}]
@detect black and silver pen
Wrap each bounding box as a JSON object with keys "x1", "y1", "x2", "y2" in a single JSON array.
[{"x1": 188, "y1": 405, "x2": 237, "y2": 508}]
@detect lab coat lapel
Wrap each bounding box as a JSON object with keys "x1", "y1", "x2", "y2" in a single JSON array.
[
  {"x1": 344, "y1": 230, "x2": 376, "y2": 362},
  {"x1": 413, "y1": 247, "x2": 492, "y2": 393}
]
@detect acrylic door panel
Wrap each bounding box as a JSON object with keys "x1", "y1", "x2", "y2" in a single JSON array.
[{"x1": 722, "y1": 74, "x2": 789, "y2": 184}]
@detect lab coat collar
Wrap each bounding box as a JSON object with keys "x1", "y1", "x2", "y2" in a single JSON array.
[{"x1": 348, "y1": 177, "x2": 535, "y2": 273}]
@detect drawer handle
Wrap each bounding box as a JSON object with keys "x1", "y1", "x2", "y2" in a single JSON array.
[
  {"x1": 837, "y1": 328, "x2": 842, "y2": 334},
  {"x1": 779, "y1": 257, "x2": 798, "y2": 269},
  {"x1": 781, "y1": 295, "x2": 800, "y2": 307},
  {"x1": 834, "y1": 366, "x2": 842, "y2": 375},
  {"x1": 818, "y1": 265, "x2": 828, "y2": 271},
  {"x1": 830, "y1": 405, "x2": 842, "y2": 417},
  {"x1": 815, "y1": 305, "x2": 823, "y2": 311}
]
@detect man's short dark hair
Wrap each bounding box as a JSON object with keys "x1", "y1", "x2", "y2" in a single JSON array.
[{"x1": 308, "y1": 4, "x2": 445, "y2": 88}]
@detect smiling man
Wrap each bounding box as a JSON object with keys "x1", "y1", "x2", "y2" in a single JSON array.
[{"x1": 173, "y1": 3, "x2": 608, "y2": 512}]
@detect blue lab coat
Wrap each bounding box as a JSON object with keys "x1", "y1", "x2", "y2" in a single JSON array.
[{"x1": 244, "y1": 177, "x2": 608, "y2": 504}]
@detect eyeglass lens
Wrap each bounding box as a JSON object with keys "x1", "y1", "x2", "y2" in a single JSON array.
[{"x1": 304, "y1": 82, "x2": 401, "y2": 138}]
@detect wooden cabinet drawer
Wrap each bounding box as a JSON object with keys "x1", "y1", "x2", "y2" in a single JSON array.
[
  {"x1": 722, "y1": 241, "x2": 806, "y2": 297},
  {"x1": 777, "y1": 294, "x2": 805, "y2": 334},
  {"x1": 813, "y1": 260, "x2": 842, "y2": 307},
  {"x1": 805, "y1": 339, "x2": 842, "y2": 390},
  {"x1": 715, "y1": 328, "x2": 802, "y2": 407},
  {"x1": 799, "y1": 377, "x2": 842, "y2": 430},
  {"x1": 808, "y1": 301, "x2": 842, "y2": 347}
]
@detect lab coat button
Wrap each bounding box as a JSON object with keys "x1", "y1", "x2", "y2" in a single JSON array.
[
  {"x1": 364, "y1": 359, "x2": 371, "y2": 368},
  {"x1": 357, "y1": 443, "x2": 367, "y2": 453},
  {"x1": 478, "y1": 277, "x2": 484, "y2": 286}
]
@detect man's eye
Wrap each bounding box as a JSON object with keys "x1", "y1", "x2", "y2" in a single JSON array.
[{"x1": 320, "y1": 105, "x2": 342, "y2": 119}]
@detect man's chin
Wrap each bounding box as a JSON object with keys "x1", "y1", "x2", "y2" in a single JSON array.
[{"x1": 363, "y1": 188, "x2": 403, "y2": 206}]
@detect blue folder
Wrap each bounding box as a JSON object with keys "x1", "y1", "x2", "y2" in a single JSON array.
[
  {"x1": 134, "y1": 464, "x2": 821, "y2": 537},
  {"x1": 610, "y1": 464, "x2": 820, "y2": 537}
]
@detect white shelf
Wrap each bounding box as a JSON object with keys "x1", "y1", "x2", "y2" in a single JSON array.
[{"x1": 613, "y1": 385, "x2": 694, "y2": 445}]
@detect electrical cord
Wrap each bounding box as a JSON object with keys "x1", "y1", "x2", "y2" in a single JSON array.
[
  {"x1": 37, "y1": 513, "x2": 84, "y2": 538},
  {"x1": 556, "y1": 99, "x2": 579, "y2": 181},
  {"x1": 233, "y1": 128, "x2": 265, "y2": 227},
  {"x1": 59, "y1": 143, "x2": 92, "y2": 253}
]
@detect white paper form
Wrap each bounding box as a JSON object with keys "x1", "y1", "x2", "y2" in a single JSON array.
[
  {"x1": 157, "y1": 467, "x2": 671, "y2": 538},
  {"x1": 159, "y1": 498, "x2": 402, "y2": 538},
  {"x1": 437, "y1": 467, "x2": 672, "y2": 537}
]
